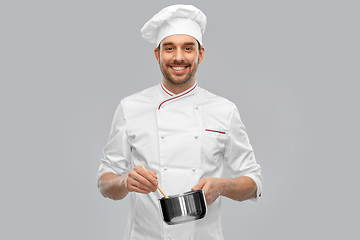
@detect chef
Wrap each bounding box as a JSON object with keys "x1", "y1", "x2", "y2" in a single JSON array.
[{"x1": 98, "y1": 4, "x2": 262, "y2": 240}]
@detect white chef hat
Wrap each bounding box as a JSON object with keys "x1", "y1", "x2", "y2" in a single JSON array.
[{"x1": 141, "y1": 4, "x2": 207, "y2": 46}]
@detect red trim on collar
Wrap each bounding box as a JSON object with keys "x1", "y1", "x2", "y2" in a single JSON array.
[
  {"x1": 158, "y1": 84, "x2": 197, "y2": 110},
  {"x1": 161, "y1": 83, "x2": 173, "y2": 96}
]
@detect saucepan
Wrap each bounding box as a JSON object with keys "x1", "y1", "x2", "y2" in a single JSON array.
[
  {"x1": 141, "y1": 166, "x2": 207, "y2": 225},
  {"x1": 159, "y1": 189, "x2": 207, "y2": 225}
]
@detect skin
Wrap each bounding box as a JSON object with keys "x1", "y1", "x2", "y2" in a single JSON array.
[
  {"x1": 98, "y1": 34, "x2": 257, "y2": 204},
  {"x1": 154, "y1": 34, "x2": 204, "y2": 94}
]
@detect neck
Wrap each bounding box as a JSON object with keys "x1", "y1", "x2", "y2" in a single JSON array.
[{"x1": 162, "y1": 77, "x2": 196, "y2": 94}]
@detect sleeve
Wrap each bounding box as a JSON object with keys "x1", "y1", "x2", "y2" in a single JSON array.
[
  {"x1": 97, "y1": 100, "x2": 131, "y2": 186},
  {"x1": 223, "y1": 104, "x2": 263, "y2": 201}
]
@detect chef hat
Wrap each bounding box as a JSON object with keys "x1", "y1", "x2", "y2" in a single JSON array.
[{"x1": 141, "y1": 4, "x2": 207, "y2": 46}]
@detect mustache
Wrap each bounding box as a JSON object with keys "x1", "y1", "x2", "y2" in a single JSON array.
[{"x1": 170, "y1": 59, "x2": 190, "y2": 65}]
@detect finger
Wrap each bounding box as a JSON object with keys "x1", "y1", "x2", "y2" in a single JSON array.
[
  {"x1": 205, "y1": 190, "x2": 214, "y2": 205},
  {"x1": 206, "y1": 191, "x2": 221, "y2": 205},
  {"x1": 147, "y1": 170, "x2": 158, "y2": 179},
  {"x1": 126, "y1": 176, "x2": 155, "y2": 193},
  {"x1": 128, "y1": 183, "x2": 152, "y2": 194},
  {"x1": 128, "y1": 172, "x2": 157, "y2": 192},
  {"x1": 130, "y1": 167, "x2": 158, "y2": 191},
  {"x1": 199, "y1": 183, "x2": 211, "y2": 205},
  {"x1": 199, "y1": 184, "x2": 216, "y2": 205},
  {"x1": 191, "y1": 178, "x2": 206, "y2": 191},
  {"x1": 203, "y1": 183, "x2": 221, "y2": 205},
  {"x1": 136, "y1": 166, "x2": 158, "y2": 187}
]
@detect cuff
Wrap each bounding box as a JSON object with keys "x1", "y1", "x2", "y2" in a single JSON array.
[{"x1": 244, "y1": 173, "x2": 262, "y2": 202}]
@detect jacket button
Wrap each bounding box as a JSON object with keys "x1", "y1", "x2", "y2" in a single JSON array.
[
  {"x1": 194, "y1": 135, "x2": 198, "y2": 139},
  {"x1": 164, "y1": 167, "x2": 167, "y2": 171},
  {"x1": 192, "y1": 168, "x2": 196, "y2": 172}
]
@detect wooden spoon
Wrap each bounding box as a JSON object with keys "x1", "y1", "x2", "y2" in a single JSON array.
[{"x1": 141, "y1": 165, "x2": 169, "y2": 198}]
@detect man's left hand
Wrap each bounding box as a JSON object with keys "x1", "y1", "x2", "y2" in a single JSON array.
[{"x1": 191, "y1": 177, "x2": 230, "y2": 205}]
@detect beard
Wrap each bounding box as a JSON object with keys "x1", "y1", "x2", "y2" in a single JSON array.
[{"x1": 159, "y1": 59, "x2": 199, "y2": 86}]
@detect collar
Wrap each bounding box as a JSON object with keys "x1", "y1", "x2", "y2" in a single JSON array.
[
  {"x1": 157, "y1": 82, "x2": 198, "y2": 110},
  {"x1": 160, "y1": 82, "x2": 175, "y2": 97}
]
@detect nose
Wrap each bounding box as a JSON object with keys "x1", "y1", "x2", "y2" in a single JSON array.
[{"x1": 173, "y1": 49, "x2": 184, "y2": 62}]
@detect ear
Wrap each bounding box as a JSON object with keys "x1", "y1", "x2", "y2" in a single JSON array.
[
  {"x1": 198, "y1": 46, "x2": 205, "y2": 64},
  {"x1": 154, "y1": 47, "x2": 160, "y2": 64}
]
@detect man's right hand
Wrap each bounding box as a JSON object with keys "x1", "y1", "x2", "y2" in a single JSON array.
[{"x1": 126, "y1": 165, "x2": 158, "y2": 194}]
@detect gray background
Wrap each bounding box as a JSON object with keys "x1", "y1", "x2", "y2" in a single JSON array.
[{"x1": 1, "y1": 0, "x2": 359, "y2": 239}]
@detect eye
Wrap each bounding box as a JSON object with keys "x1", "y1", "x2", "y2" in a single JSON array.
[{"x1": 165, "y1": 47, "x2": 173, "y2": 51}]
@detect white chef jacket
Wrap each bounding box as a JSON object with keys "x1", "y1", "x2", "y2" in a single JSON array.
[{"x1": 98, "y1": 83, "x2": 262, "y2": 240}]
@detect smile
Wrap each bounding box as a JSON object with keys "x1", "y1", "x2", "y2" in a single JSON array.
[{"x1": 171, "y1": 66, "x2": 187, "y2": 71}]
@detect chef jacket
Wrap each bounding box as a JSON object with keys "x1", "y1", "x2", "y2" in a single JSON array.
[{"x1": 98, "y1": 83, "x2": 262, "y2": 240}]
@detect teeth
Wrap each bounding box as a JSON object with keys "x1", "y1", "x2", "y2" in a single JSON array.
[{"x1": 172, "y1": 66, "x2": 185, "y2": 70}]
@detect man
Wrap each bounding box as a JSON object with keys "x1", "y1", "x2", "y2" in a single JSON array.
[{"x1": 98, "y1": 4, "x2": 262, "y2": 240}]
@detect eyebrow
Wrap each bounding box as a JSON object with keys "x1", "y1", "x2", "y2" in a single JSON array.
[
  {"x1": 183, "y1": 42, "x2": 196, "y2": 46},
  {"x1": 161, "y1": 42, "x2": 196, "y2": 47}
]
